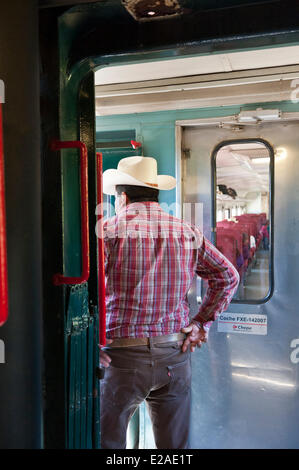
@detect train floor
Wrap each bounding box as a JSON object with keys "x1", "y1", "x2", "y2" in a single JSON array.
[{"x1": 239, "y1": 248, "x2": 270, "y2": 300}]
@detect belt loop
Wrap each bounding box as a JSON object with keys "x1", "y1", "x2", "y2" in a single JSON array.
[{"x1": 149, "y1": 337, "x2": 154, "y2": 350}]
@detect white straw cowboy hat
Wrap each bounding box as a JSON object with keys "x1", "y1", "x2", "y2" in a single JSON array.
[{"x1": 102, "y1": 156, "x2": 176, "y2": 195}]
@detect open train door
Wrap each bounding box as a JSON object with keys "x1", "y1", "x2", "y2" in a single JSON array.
[
  {"x1": 52, "y1": 71, "x2": 144, "y2": 449},
  {"x1": 47, "y1": 72, "x2": 99, "y2": 449}
]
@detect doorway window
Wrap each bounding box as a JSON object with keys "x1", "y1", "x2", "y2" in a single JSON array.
[{"x1": 213, "y1": 139, "x2": 273, "y2": 303}]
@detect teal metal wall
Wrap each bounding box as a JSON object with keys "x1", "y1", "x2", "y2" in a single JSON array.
[
  {"x1": 65, "y1": 284, "x2": 100, "y2": 449},
  {"x1": 97, "y1": 118, "x2": 177, "y2": 207}
]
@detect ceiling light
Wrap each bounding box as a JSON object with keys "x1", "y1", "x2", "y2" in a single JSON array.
[
  {"x1": 237, "y1": 114, "x2": 258, "y2": 123},
  {"x1": 275, "y1": 147, "x2": 287, "y2": 161},
  {"x1": 238, "y1": 109, "x2": 281, "y2": 123},
  {"x1": 122, "y1": 0, "x2": 182, "y2": 22}
]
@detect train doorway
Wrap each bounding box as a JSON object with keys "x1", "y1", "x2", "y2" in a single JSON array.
[
  {"x1": 94, "y1": 53, "x2": 299, "y2": 447},
  {"x1": 95, "y1": 110, "x2": 299, "y2": 448},
  {"x1": 41, "y1": 1, "x2": 299, "y2": 448},
  {"x1": 174, "y1": 118, "x2": 299, "y2": 448}
]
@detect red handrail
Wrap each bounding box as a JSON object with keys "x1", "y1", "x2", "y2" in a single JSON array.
[
  {"x1": 50, "y1": 140, "x2": 90, "y2": 285},
  {"x1": 0, "y1": 104, "x2": 8, "y2": 326},
  {"x1": 131, "y1": 140, "x2": 142, "y2": 150},
  {"x1": 96, "y1": 152, "x2": 106, "y2": 346}
]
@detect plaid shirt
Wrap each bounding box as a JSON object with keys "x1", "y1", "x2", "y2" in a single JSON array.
[{"x1": 104, "y1": 201, "x2": 239, "y2": 339}]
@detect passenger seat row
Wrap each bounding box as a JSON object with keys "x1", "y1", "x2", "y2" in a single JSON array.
[{"x1": 216, "y1": 213, "x2": 267, "y2": 278}]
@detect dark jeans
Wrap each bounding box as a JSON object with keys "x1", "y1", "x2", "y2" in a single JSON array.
[{"x1": 100, "y1": 339, "x2": 191, "y2": 449}]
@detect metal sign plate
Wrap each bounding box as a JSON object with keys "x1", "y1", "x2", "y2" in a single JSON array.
[{"x1": 217, "y1": 313, "x2": 267, "y2": 335}]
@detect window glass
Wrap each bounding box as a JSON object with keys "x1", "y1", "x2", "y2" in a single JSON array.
[{"x1": 215, "y1": 141, "x2": 272, "y2": 302}]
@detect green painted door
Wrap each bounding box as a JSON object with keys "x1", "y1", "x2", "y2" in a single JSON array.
[{"x1": 97, "y1": 138, "x2": 143, "y2": 449}]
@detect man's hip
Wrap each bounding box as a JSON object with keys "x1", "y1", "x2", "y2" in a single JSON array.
[{"x1": 100, "y1": 342, "x2": 191, "y2": 449}]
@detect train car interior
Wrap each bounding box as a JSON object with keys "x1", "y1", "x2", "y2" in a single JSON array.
[{"x1": 93, "y1": 42, "x2": 297, "y2": 448}]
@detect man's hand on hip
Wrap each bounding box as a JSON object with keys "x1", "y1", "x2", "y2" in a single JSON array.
[
  {"x1": 181, "y1": 322, "x2": 208, "y2": 353},
  {"x1": 99, "y1": 339, "x2": 113, "y2": 368}
]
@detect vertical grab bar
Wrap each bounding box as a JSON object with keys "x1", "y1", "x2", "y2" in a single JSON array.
[
  {"x1": 0, "y1": 104, "x2": 8, "y2": 326},
  {"x1": 96, "y1": 152, "x2": 106, "y2": 347},
  {"x1": 50, "y1": 140, "x2": 90, "y2": 285}
]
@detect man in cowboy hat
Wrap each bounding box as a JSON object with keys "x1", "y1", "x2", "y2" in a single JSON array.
[{"x1": 99, "y1": 156, "x2": 239, "y2": 449}]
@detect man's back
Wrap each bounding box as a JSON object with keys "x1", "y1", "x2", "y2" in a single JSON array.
[{"x1": 104, "y1": 201, "x2": 239, "y2": 339}]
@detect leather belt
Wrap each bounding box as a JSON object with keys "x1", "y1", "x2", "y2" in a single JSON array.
[{"x1": 106, "y1": 333, "x2": 186, "y2": 348}]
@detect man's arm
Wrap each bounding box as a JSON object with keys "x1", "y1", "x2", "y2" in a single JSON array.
[
  {"x1": 193, "y1": 235, "x2": 239, "y2": 326},
  {"x1": 181, "y1": 234, "x2": 239, "y2": 352}
]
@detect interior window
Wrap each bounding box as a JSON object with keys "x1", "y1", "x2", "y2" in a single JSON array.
[{"x1": 214, "y1": 140, "x2": 272, "y2": 302}]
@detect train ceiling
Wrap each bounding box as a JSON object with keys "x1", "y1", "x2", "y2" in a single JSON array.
[
  {"x1": 120, "y1": 0, "x2": 275, "y2": 22},
  {"x1": 216, "y1": 143, "x2": 270, "y2": 197},
  {"x1": 39, "y1": 0, "x2": 299, "y2": 75},
  {"x1": 95, "y1": 44, "x2": 299, "y2": 115},
  {"x1": 39, "y1": 0, "x2": 276, "y2": 11},
  {"x1": 95, "y1": 45, "x2": 299, "y2": 84}
]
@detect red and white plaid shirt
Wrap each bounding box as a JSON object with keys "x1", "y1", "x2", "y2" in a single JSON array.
[{"x1": 104, "y1": 201, "x2": 239, "y2": 339}]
